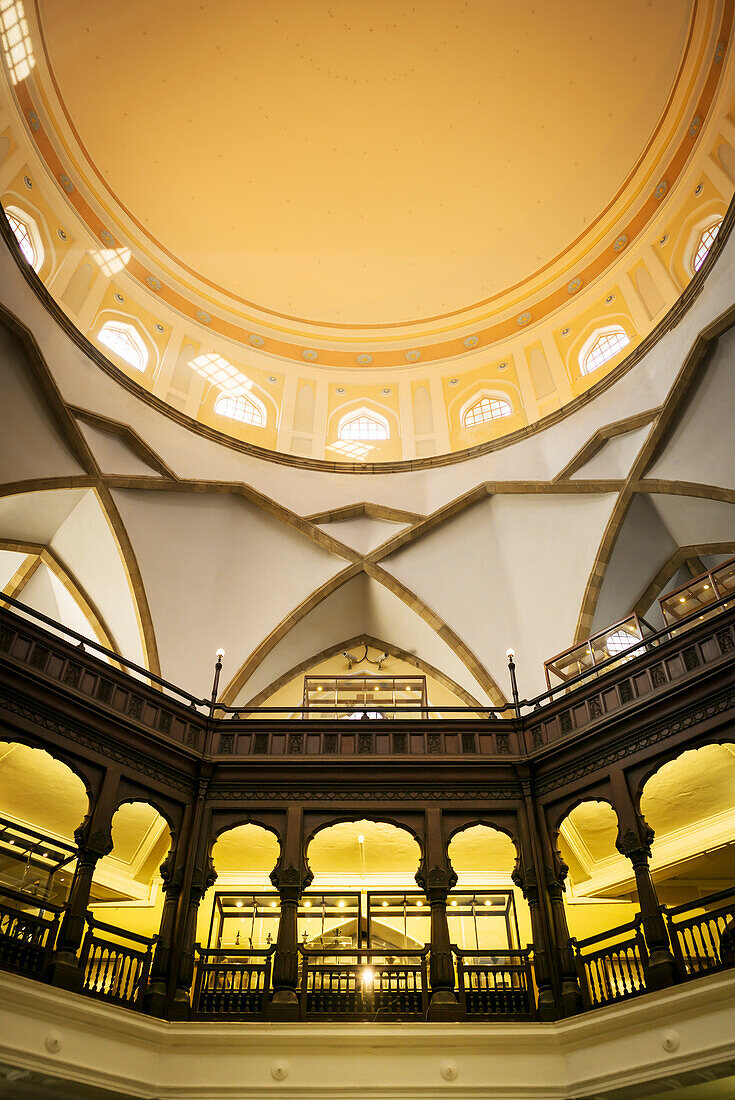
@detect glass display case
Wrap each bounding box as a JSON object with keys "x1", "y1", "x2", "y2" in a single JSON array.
[
  {"x1": 659, "y1": 555, "x2": 735, "y2": 627},
  {"x1": 0, "y1": 815, "x2": 76, "y2": 908},
  {"x1": 544, "y1": 615, "x2": 651, "y2": 689},
  {"x1": 302, "y1": 675, "x2": 427, "y2": 719}
]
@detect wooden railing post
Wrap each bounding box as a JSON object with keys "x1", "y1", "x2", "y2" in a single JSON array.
[
  {"x1": 417, "y1": 808, "x2": 461, "y2": 1021},
  {"x1": 267, "y1": 806, "x2": 312, "y2": 1020},
  {"x1": 48, "y1": 768, "x2": 119, "y2": 992},
  {"x1": 144, "y1": 843, "x2": 185, "y2": 1017}
]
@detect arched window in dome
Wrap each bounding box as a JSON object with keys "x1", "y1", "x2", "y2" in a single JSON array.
[
  {"x1": 0, "y1": 1, "x2": 35, "y2": 85},
  {"x1": 579, "y1": 325, "x2": 630, "y2": 376},
  {"x1": 692, "y1": 217, "x2": 722, "y2": 273},
  {"x1": 215, "y1": 392, "x2": 265, "y2": 427},
  {"x1": 338, "y1": 409, "x2": 389, "y2": 442},
  {"x1": 462, "y1": 395, "x2": 512, "y2": 428},
  {"x1": 98, "y1": 320, "x2": 148, "y2": 372},
  {"x1": 5, "y1": 205, "x2": 42, "y2": 271}
]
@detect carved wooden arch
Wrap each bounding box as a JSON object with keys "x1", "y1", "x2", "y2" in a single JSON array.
[
  {"x1": 630, "y1": 733, "x2": 735, "y2": 821},
  {"x1": 548, "y1": 789, "x2": 620, "y2": 863},
  {"x1": 0, "y1": 729, "x2": 100, "y2": 823},
  {"x1": 110, "y1": 792, "x2": 179, "y2": 846},
  {"x1": 444, "y1": 814, "x2": 523, "y2": 879},
  {"x1": 303, "y1": 812, "x2": 425, "y2": 877},
  {"x1": 206, "y1": 811, "x2": 285, "y2": 873}
]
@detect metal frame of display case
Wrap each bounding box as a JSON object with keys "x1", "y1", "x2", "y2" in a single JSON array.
[
  {"x1": 207, "y1": 891, "x2": 364, "y2": 952},
  {"x1": 302, "y1": 675, "x2": 428, "y2": 719},
  {"x1": 366, "y1": 889, "x2": 520, "y2": 955},
  {"x1": 544, "y1": 614, "x2": 652, "y2": 689},
  {"x1": 659, "y1": 554, "x2": 735, "y2": 626}
]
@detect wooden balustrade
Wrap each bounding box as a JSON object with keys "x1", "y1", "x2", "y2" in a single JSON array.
[
  {"x1": 454, "y1": 948, "x2": 536, "y2": 1019},
  {"x1": 80, "y1": 917, "x2": 154, "y2": 1008},
  {"x1": 192, "y1": 947, "x2": 274, "y2": 1018},
  {"x1": 572, "y1": 918, "x2": 649, "y2": 1008},
  {"x1": 0, "y1": 887, "x2": 60, "y2": 978},
  {"x1": 299, "y1": 948, "x2": 429, "y2": 1020},
  {"x1": 665, "y1": 888, "x2": 735, "y2": 980}
]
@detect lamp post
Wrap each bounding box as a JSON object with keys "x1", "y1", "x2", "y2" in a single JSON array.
[
  {"x1": 506, "y1": 648, "x2": 520, "y2": 718},
  {"x1": 210, "y1": 648, "x2": 225, "y2": 717}
]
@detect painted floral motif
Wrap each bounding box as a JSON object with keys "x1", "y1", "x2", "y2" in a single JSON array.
[
  {"x1": 567, "y1": 277, "x2": 582, "y2": 294},
  {"x1": 715, "y1": 41, "x2": 725, "y2": 63},
  {"x1": 356, "y1": 353, "x2": 373, "y2": 365},
  {"x1": 196, "y1": 309, "x2": 212, "y2": 324},
  {"x1": 58, "y1": 174, "x2": 75, "y2": 195},
  {"x1": 654, "y1": 179, "x2": 668, "y2": 200},
  {"x1": 689, "y1": 115, "x2": 702, "y2": 137},
  {"x1": 463, "y1": 335, "x2": 478, "y2": 349},
  {"x1": 613, "y1": 234, "x2": 628, "y2": 252},
  {"x1": 27, "y1": 110, "x2": 40, "y2": 132},
  {"x1": 146, "y1": 275, "x2": 162, "y2": 291},
  {"x1": 302, "y1": 348, "x2": 318, "y2": 360},
  {"x1": 405, "y1": 349, "x2": 421, "y2": 362},
  {"x1": 516, "y1": 311, "x2": 531, "y2": 327},
  {"x1": 248, "y1": 334, "x2": 264, "y2": 347}
]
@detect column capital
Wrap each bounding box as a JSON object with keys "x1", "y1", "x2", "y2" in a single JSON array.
[
  {"x1": 415, "y1": 862, "x2": 457, "y2": 899},
  {"x1": 190, "y1": 856, "x2": 217, "y2": 903},
  {"x1": 270, "y1": 860, "x2": 313, "y2": 898}
]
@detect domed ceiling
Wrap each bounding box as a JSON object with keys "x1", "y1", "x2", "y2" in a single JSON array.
[
  {"x1": 38, "y1": 0, "x2": 691, "y2": 327},
  {"x1": 0, "y1": 0, "x2": 732, "y2": 463}
]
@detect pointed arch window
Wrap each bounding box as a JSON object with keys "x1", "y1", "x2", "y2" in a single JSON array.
[
  {"x1": 338, "y1": 410, "x2": 389, "y2": 441},
  {"x1": 462, "y1": 395, "x2": 512, "y2": 428},
  {"x1": 215, "y1": 393, "x2": 265, "y2": 427},
  {"x1": 579, "y1": 325, "x2": 630, "y2": 376},
  {"x1": 5, "y1": 205, "x2": 42, "y2": 271},
  {"x1": 692, "y1": 218, "x2": 722, "y2": 273},
  {"x1": 98, "y1": 320, "x2": 148, "y2": 372}
]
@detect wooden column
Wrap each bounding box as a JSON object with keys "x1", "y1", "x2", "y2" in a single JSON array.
[
  {"x1": 535, "y1": 801, "x2": 584, "y2": 1016},
  {"x1": 267, "y1": 806, "x2": 312, "y2": 1020},
  {"x1": 49, "y1": 766, "x2": 120, "y2": 992},
  {"x1": 416, "y1": 808, "x2": 460, "y2": 1021},
  {"x1": 610, "y1": 768, "x2": 676, "y2": 991},
  {"x1": 143, "y1": 804, "x2": 192, "y2": 1017},
  {"x1": 514, "y1": 782, "x2": 560, "y2": 1021}
]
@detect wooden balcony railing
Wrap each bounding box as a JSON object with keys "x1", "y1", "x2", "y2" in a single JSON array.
[
  {"x1": 572, "y1": 917, "x2": 649, "y2": 1009},
  {"x1": 665, "y1": 887, "x2": 735, "y2": 981},
  {"x1": 80, "y1": 916, "x2": 154, "y2": 1009},
  {"x1": 192, "y1": 946, "x2": 274, "y2": 1018},
  {"x1": 454, "y1": 948, "x2": 536, "y2": 1019},
  {"x1": 0, "y1": 886, "x2": 60, "y2": 979},
  {"x1": 298, "y1": 947, "x2": 429, "y2": 1020}
]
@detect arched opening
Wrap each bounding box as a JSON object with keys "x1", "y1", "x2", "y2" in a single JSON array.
[
  {"x1": 305, "y1": 819, "x2": 423, "y2": 952},
  {"x1": 461, "y1": 394, "x2": 512, "y2": 429},
  {"x1": 98, "y1": 320, "x2": 149, "y2": 372},
  {"x1": 5, "y1": 205, "x2": 43, "y2": 272},
  {"x1": 0, "y1": 740, "x2": 89, "y2": 906},
  {"x1": 447, "y1": 824, "x2": 530, "y2": 951},
  {"x1": 578, "y1": 325, "x2": 631, "y2": 376},
  {"x1": 205, "y1": 823, "x2": 281, "y2": 950},
  {"x1": 639, "y1": 744, "x2": 735, "y2": 977}
]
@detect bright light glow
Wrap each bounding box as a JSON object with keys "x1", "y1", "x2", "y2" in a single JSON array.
[
  {"x1": 605, "y1": 630, "x2": 636, "y2": 656},
  {"x1": 98, "y1": 321, "x2": 148, "y2": 372},
  {"x1": 416, "y1": 900, "x2": 423, "y2": 907},
  {"x1": 357, "y1": 834, "x2": 365, "y2": 844},
  {"x1": 215, "y1": 393, "x2": 265, "y2": 427},
  {"x1": 361, "y1": 967, "x2": 374, "y2": 985},
  {"x1": 236, "y1": 901, "x2": 243, "y2": 908},
  {"x1": 5, "y1": 207, "x2": 41, "y2": 270},
  {"x1": 190, "y1": 353, "x2": 252, "y2": 396},
  {"x1": 450, "y1": 899, "x2": 457, "y2": 907},
  {"x1": 580, "y1": 326, "x2": 630, "y2": 375},
  {"x1": 327, "y1": 439, "x2": 372, "y2": 461},
  {"x1": 1, "y1": 0, "x2": 35, "y2": 85},
  {"x1": 92, "y1": 247, "x2": 131, "y2": 277},
  {"x1": 338, "y1": 900, "x2": 345, "y2": 908},
  {"x1": 463, "y1": 395, "x2": 512, "y2": 428},
  {"x1": 270, "y1": 901, "x2": 277, "y2": 908},
  {"x1": 679, "y1": 597, "x2": 686, "y2": 603},
  {"x1": 304, "y1": 900, "x2": 312, "y2": 908},
  {"x1": 339, "y1": 413, "x2": 389, "y2": 442},
  {"x1": 506, "y1": 648, "x2": 515, "y2": 659},
  {"x1": 693, "y1": 219, "x2": 722, "y2": 272},
  {"x1": 216, "y1": 648, "x2": 225, "y2": 658},
  {"x1": 382, "y1": 900, "x2": 388, "y2": 907}
]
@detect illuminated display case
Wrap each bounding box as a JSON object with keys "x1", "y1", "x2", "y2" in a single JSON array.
[
  {"x1": 544, "y1": 615, "x2": 651, "y2": 689},
  {"x1": 302, "y1": 675, "x2": 428, "y2": 719},
  {"x1": 659, "y1": 555, "x2": 735, "y2": 627}
]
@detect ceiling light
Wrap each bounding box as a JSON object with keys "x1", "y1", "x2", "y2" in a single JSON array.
[
  {"x1": 506, "y1": 648, "x2": 515, "y2": 659},
  {"x1": 679, "y1": 597, "x2": 686, "y2": 603},
  {"x1": 270, "y1": 901, "x2": 277, "y2": 908},
  {"x1": 704, "y1": 584, "x2": 710, "y2": 590},
  {"x1": 216, "y1": 648, "x2": 225, "y2": 658},
  {"x1": 416, "y1": 900, "x2": 423, "y2": 907},
  {"x1": 357, "y1": 834, "x2": 365, "y2": 844},
  {"x1": 382, "y1": 900, "x2": 388, "y2": 907},
  {"x1": 450, "y1": 900, "x2": 457, "y2": 907},
  {"x1": 304, "y1": 900, "x2": 311, "y2": 908},
  {"x1": 338, "y1": 900, "x2": 346, "y2": 908},
  {"x1": 236, "y1": 901, "x2": 243, "y2": 908}
]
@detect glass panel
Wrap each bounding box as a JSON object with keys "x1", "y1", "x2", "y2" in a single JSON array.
[
  {"x1": 299, "y1": 893, "x2": 362, "y2": 959},
  {"x1": 367, "y1": 893, "x2": 430, "y2": 962},
  {"x1": 660, "y1": 575, "x2": 718, "y2": 626},
  {"x1": 303, "y1": 676, "x2": 426, "y2": 718},
  {"x1": 212, "y1": 892, "x2": 281, "y2": 949},
  {"x1": 446, "y1": 892, "x2": 518, "y2": 953}
]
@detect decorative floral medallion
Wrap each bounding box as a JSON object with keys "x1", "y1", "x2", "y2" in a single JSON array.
[
  {"x1": 196, "y1": 309, "x2": 212, "y2": 324},
  {"x1": 146, "y1": 275, "x2": 162, "y2": 291},
  {"x1": 405, "y1": 349, "x2": 421, "y2": 362},
  {"x1": 689, "y1": 115, "x2": 702, "y2": 137},
  {"x1": 100, "y1": 228, "x2": 116, "y2": 247},
  {"x1": 302, "y1": 348, "x2": 318, "y2": 361},
  {"x1": 516, "y1": 311, "x2": 531, "y2": 327},
  {"x1": 248, "y1": 334, "x2": 264, "y2": 347},
  {"x1": 356, "y1": 353, "x2": 373, "y2": 365},
  {"x1": 27, "y1": 110, "x2": 40, "y2": 132},
  {"x1": 463, "y1": 334, "x2": 478, "y2": 349},
  {"x1": 567, "y1": 277, "x2": 582, "y2": 294},
  {"x1": 715, "y1": 41, "x2": 725, "y2": 63},
  {"x1": 613, "y1": 233, "x2": 628, "y2": 252},
  {"x1": 58, "y1": 174, "x2": 75, "y2": 194},
  {"x1": 654, "y1": 179, "x2": 668, "y2": 200}
]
